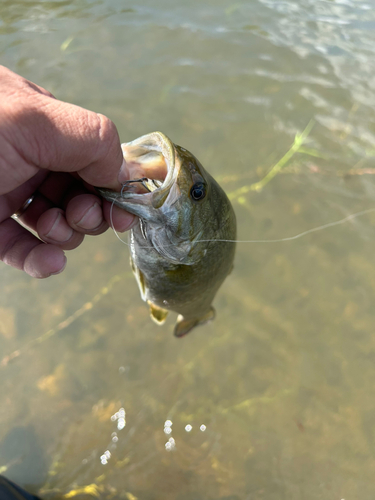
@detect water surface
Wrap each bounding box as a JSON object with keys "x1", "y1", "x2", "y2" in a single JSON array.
[{"x1": 1, "y1": 0, "x2": 375, "y2": 498}]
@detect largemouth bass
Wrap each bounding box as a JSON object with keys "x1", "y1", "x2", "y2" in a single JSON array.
[{"x1": 98, "y1": 132, "x2": 236, "y2": 337}]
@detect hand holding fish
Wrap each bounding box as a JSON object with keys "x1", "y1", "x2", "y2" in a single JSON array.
[
  {"x1": 0, "y1": 66, "x2": 236, "y2": 335},
  {"x1": 0, "y1": 66, "x2": 136, "y2": 278}
]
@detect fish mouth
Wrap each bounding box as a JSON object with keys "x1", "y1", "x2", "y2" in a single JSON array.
[
  {"x1": 97, "y1": 132, "x2": 180, "y2": 219},
  {"x1": 97, "y1": 132, "x2": 208, "y2": 265},
  {"x1": 120, "y1": 131, "x2": 179, "y2": 198}
]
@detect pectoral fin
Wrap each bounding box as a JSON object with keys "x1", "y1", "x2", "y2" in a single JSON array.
[
  {"x1": 148, "y1": 301, "x2": 169, "y2": 325},
  {"x1": 174, "y1": 307, "x2": 216, "y2": 338}
]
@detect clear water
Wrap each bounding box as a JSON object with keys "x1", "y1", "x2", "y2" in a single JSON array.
[{"x1": 1, "y1": 0, "x2": 375, "y2": 498}]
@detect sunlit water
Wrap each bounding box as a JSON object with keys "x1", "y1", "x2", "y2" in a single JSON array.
[{"x1": 2, "y1": 0, "x2": 375, "y2": 498}]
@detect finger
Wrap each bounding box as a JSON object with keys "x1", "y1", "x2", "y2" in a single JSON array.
[
  {"x1": 37, "y1": 171, "x2": 77, "y2": 206},
  {"x1": 0, "y1": 170, "x2": 48, "y2": 221},
  {"x1": 61, "y1": 183, "x2": 92, "y2": 211},
  {"x1": 18, "y1": 192, "x2": 53, "y2": 230},
  {"x1": 102, "y1": 199, "x2": 138, "y2": 233},
  {"x1": 0, "y1": 217, "x2": 66, "y2": 278},
  {"x1": 65, "y1": 194, "x2": 108, "y2": 235},
  {"x1": 36, "y1": 208, "x2": 85, "y2": 250},
  {"x1": 17, "y1": 192, "x2": 85, "y2": 250},
  {"x1": 20, "y1": 188, "x2": 108, "y2": 240},
  {"x1": 25, "y1": 245, "x2": 67, "y2": 279}
]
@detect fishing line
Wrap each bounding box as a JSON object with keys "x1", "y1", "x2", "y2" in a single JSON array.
[
  {"x1": 197, "y1": 207, "x2": 375, "y2": 244},
  {"x1": 109, "y1": 202, "x2": 375, "y2": 247},
  {"x1": 110, "y1": 200, "x2": 131, "y2": 247}
]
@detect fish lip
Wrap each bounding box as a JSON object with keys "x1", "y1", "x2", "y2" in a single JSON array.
[{"x1": 160, "y1": 150, "x2": 180, "y2": 190}]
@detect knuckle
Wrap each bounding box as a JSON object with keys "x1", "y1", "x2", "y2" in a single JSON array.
[
  {"x1": 97, "y1": 114, "x2": 117, "y2": 140},
  {"x1": 95, "y1": 114, "x2": 119, "y2": 154}
]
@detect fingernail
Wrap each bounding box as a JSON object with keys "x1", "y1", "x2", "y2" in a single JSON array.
[
  {"x1": 118, "y1": 158, "x2": 129, "y2": 184},
  {"x1": 76, "y1": 202, "x2": 102, "y2": 230},
  {"x1": 46, "y1": 212, "x2": 73, "y2": 242},
  {"x1": 50, "y1": 254, "x2": 67, "y2": 276}
]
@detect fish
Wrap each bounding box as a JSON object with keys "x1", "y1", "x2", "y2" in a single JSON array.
[{"x1": 97, "y1": 132, "x2": 236, "y2": 337}]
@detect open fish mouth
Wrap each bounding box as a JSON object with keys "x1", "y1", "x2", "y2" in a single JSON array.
[
  {"x1": 96, "y1": 132, "x2": 182, "y2": 221},
  {"x1": 118, "y1": 131, "x2": 180, "y2": 199}
]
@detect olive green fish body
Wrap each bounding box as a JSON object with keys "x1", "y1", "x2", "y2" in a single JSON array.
[{"x1": 98, "y1": 132, "x2": 236, "y2": 337}]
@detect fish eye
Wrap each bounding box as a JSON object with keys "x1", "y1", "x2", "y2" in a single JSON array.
[{"x1": 190, "y1": 182, "x2": 206, "y2": 201}]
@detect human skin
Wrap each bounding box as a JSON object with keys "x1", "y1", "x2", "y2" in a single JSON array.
[{"x1": 0, "y1": 66, "x2": 136, "y2": 278}]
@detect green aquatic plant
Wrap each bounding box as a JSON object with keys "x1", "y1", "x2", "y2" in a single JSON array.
[
  {"x1": 60, "y1": 36, "x2": 74, "y2": 52},
  {"x1": 229, "y1": 119, "x2": 316, "y2": 201}
]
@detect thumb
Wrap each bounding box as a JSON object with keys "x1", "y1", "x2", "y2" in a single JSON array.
[
  {"x1": 14, "y1": 101, "x2": 124, "y2": 189},
  {"x1": 0, "y1": 66, "x2": 125, "y2": 191}
]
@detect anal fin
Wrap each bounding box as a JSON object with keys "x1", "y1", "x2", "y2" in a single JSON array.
[
  {"x1": 174, "y1": 307, "x2": 216, "y2": 338},
  {"x1": 148, "y1": 301, "x2": 169, "y2": 325}
]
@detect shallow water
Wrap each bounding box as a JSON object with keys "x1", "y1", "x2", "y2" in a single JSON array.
[{"x1": 2, "y1": 0, "x2": 375, "y2": 498}]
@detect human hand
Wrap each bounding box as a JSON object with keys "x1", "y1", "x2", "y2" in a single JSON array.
[{"x1": 0, "y1": 66, "x2": 136, "y2": 278}]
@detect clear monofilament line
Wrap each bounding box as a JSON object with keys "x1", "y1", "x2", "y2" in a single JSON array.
[
  {"x1": 110, "y1": 200, "x2": 131, "y2": 247},
  {"x1": 196, "y1": 207, "x2": 375, "y2": 244},
  {"x1": 109, "y1": 204, "x2": 375, "y2": 247}
]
